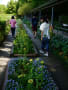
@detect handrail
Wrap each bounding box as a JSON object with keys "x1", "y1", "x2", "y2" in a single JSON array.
[{"x1": 55, "y1": 26, "x2": 68, "y2": 32}]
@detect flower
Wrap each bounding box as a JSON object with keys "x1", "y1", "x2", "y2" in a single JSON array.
[
  {"x1": 40, "y1": 61, "x2": 44, "y2": 64},
  {"x1": 29, "y1": 59, "x2": 33, "y2": 62},
  {"x1": 26, "y1": 63, "x2": 29, "y2": 65},
  {"x1": 18, "y1": 74, "x2": 26, "y2": 78},
  {"x1": 36, "y1": 58, "x2": 39, "y2": 61},
  {"x1": 24, "y1": 48, "x2": 26, "y2": 50},
  {"x1": 28, "y1": 79, "x2": 33, "y2": 84}
]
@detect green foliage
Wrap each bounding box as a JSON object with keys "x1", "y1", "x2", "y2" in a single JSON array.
[
  {"x1": 7, "y1": 0, "x2": 16, "y2": 14},
  {"x1": 14, "y1": 29, "x2": 34, "y2": 54},
  {"x1": 31, "y1": 0, "x2": 48, "y2": 8},
  {"x1": 18, "y1": 0, "x2": 48, "y2": 8},
  {"x1": 0, "y1": 20, "x2": 10, "y2": 42},
  {"x1": 0, "y1": 14, "x2": 11, "y2": 43},
  {"x1": 18, "y1": 3, "x2": 32, "y2": 15},
  {"x1": 50, "y1": 35, "x2": 68, "y2": 61},
  {"x1": 23, "y1": 18, "x2": 32, "y2": 29},
  {"x1": 13, "y1": 19, "x2": 34, "y2": 54},
  {"x1": 0, "y1": 5, "x2": 7, "y2": 13},
  {"x1": 0, "y1": 14, "x2": 12, "y2": 21},
  {"x1": 61, "y1": 15, "x2": 68, "y2": 24},
  {"x1": 17, "y1": 0, "x2": 49, "y2": 16},
  {"x1": 6, "y1": 58, "x2": 57, "y2": 89}
]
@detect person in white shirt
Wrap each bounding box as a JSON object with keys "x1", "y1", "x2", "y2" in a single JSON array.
[{"x1": 40, "y1": 17, "x2": 50, "y2": 56}]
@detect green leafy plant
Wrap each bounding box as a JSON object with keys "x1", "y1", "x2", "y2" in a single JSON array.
[
  {"x1": 50, "y1": 35, "x2": 68, "y2": 63},
  {"x1": 6, "y1": 58, "x2": 58, "y2": 90},
  {"x1": 0, "y1": 14, "x2": 12, "y2": 42},
  {"x1": 13, "y1": 19, "x2": 34, "y2": 54}
]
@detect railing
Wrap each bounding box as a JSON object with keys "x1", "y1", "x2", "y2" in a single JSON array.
[{"x1": 55, "y1": 26, "x2": 68, "y2": 32}]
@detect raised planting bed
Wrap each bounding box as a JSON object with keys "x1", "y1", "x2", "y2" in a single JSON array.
[
  {"x1": 10, "y1": 22, "x2": 38, "y2": 57},
  {"x1": 5, "y1": 58, "x2": 59, "y2": 90}
]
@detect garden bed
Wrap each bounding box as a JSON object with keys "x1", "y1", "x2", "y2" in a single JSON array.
[
  {"x1": 10, "y1": 43, "x2": 38, "y2": 57},
  {"x1": 5, "y1": 58, "x2": 59, "y2": 90},
  {"x1": 50, "y1": 35, "x2": 68, "y2": 67},
  {"x1": 10, "y1": 19, "x2": 38, "y2": 57}
]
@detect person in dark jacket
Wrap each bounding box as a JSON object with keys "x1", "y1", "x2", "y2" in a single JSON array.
[{"x1": 32, "y1": 15, "x2": 38, "y2": 38}]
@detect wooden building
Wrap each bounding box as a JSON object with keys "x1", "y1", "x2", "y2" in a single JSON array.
[{"x1": 31, "y1": 0, "x2": 68, "y2": 26}]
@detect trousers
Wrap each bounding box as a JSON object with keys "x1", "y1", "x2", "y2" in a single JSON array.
[
  {"x1": 11, "y1": 27, "x2": 15, "y2": 37},
  {"x1": 41, "y1": 37, "x2": 49, "y2": 52}
]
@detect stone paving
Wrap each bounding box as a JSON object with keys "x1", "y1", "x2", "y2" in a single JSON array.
[{"x1": 0, "y1": 33, "x2": 13, "y2": 90}]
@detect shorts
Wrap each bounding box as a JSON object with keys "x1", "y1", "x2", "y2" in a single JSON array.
[{"x1": 32, "y1": 25, "x2": 37, "y2": 31}]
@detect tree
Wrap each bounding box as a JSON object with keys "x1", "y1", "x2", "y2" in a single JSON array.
[
  {"x1": 32, "y1": 0, "x2": 48, "y2": 8},
  {"x1": 7, "y1": 0, "x2": 16, "y2": 14},
  {"x1": 0, "y1": 5, "x2": 7, "y2": 13},
  {"x1": 18, "y1": 3, "x2": 32, "y2": 16},
  {"x1": 17, "y1": 0, "x2": 48, "y2": 16}
]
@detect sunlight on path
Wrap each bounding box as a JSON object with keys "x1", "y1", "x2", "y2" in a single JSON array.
[{"x1": 0, "y1": 33, "x2": 13, "y2": 89}]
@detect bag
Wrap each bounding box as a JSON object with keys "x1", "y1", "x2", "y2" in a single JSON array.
[{"x1": 49, "y1": 25, "x2": 53, "y2": 38}]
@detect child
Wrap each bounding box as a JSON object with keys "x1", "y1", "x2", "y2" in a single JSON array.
[
  {"x1": 40, "y1": 17, "x2": 50, "y2": 56},
  {"x1": 32, "y1": 15, "x2": 38, "y2": 38}
]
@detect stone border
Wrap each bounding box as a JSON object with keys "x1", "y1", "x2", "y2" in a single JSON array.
[
  {"x1": 2, "y1": 65, "x2": 8, "y2": 90},
  {"x1": 2, "y1": 57, "x2": 24, "y2": 90}
]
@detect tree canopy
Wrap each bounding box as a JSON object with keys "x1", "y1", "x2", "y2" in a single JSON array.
[
  {"x1": 17, "y1": 0, "x2": 48, "y2": 15},
  {"x1": 7, "y1": 0, "x2": 17, "y2": 14},
  {"x1": 0, "y1": 5, "x2": 7, "y2": 13},
  {"x1": 5, "y1": 0, "x2": 49, "y2": 15}
]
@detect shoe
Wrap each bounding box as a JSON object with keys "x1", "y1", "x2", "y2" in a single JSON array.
[
  {"x1": 44, "y1": 48, "x2": 46, "y2": 50},
  {"x1": 34, "y1": 36, "x2": 36, "y2": 38},
  {"x1": 44, "y1": 52, "x2": 48, "y2": 56},
  {"x1": 39, "y1": 50, "x2": 44, "y2": 54}
]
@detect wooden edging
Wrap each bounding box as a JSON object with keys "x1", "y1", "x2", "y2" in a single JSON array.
[
  {"x1": 11, "y1": 53, "x2": 39, "y2": 57},
  {"x1": 10, "y1": 44, "x2": 39, "y2": 57}
]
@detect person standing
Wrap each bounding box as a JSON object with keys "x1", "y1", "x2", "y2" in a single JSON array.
[
  {"x1": 40, "y1": 17, "x2": 50, "y2": 56},
  {"x1": 32, "y1": 15, "x2": 38, "y2": 38},
  {"x1": 10, "y1": 16, "x2": 16, "y2": 38}
]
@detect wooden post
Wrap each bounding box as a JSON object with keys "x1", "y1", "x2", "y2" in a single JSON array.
[
  {"x1": 51, "y1": 7, "x2": 54, "y2": 26},
  {"x1": 39, "y1": 10, "x2": 41, "y2": 26}
]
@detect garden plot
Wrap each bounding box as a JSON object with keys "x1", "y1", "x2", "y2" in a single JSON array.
[
  {"x1": 10, "y1": 20, "x2": 38, "y2": 57},
  {"x1": 50, "y1": 35, "x2": 68, "y2": 66},
  {"x1": 5, "y1": 58, "x2": 59, "y2": 90}
]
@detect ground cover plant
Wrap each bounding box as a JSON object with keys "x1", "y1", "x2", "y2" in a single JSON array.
[
  {"x1": 5, "y1": 58, "x2": 58, "y2": 90},
  {"x1": 50, "y1": 35, "x2": 68, "y2": 66},
  {"x1": 13, "y1": 19, "x2": 35, "y2": 55},
  {"x1": 23, "y1": 18, "x2": 32, "y2": 29},
  {"x1": 13, "y1": 29, "x2": 35, "y2": 54}
]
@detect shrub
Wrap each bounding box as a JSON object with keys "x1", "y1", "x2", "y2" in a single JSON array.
[{"x1": 18, "y1": 3, "x2": 32, "y2": 16}]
